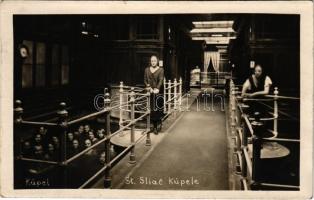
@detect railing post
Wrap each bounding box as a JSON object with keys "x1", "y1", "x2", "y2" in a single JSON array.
[
  {"x1": 57, "y1": 102, "x2": 68, "y2": 188},
  {"x1": 234, "y1": 96, "x2": 241, "y2": 174},
  {"x1": 230, "y1": 80, "x2": 234, "y2": 102},
  {"x1": 103, "y1": 90, "x2": 112, "y2": 188},
  {"x1": 241, "y1": 115, "x2": 249, "y2": 147},
  {"x1": 179, "y1": 77, "x2": 182, "y2": 108},
  {"x1": 235, "y1": 129, "x2": 242, "y2": 175},
  {"x1": 241, "y1": 114, "x2": 248, "y2": 180},
  {"x1": 229, "y1": 82, "x2": 232, "y2": 113},
  {"x1": 129, "y1": 88, "x2": 136, "y2": 164},
  {"x1": 14, "y1": 100, "x2": 23, "y2": 124},
  {"x1": 273, "y1": 87, "x2": 279, "y2": 138},
  {"x1": 251, "y1": 112, "x2": 263, "y2": 190},
  {"x1": 229, "y1": 80, "x2": 232, "y2": 97},
  {"x1": 14, "y1": 100, "x2": 23, "y2": 157},
  {"x1": 231, "y1": 89, "x2": 236, "y2": 136},
  {"x1": 230, "y1": 84, "x2": 235, "y2": 117},
  {"x1": 235, "y1": 95, "x2": 241, "y2": 128},
  {"x1": 168, "y1": 80, "x2": 171, "y2": 114},
  {"x1": 119, "y1": 81, "x2": 124, "y2": 129},
  {"x1": 146, "y1": 85, "x2": 151, "y2": 146},
  {"x1": 163, "y1": 79, "x2": 166, "y2": 113},
  {"x1": 174, "y1": 78, "x2": 177, "y2": 112}
]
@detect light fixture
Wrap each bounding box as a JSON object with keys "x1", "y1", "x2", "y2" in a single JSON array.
[
  {"x1": 190, "y1": 28, "x2": 235, "y2": 33},
  {"x1": 192, "y1": 20, "x2": 234, "y2": 25},
  {"x1": 190, "y1": 20, "x2": 236, "y2": 45},
  {"x1": 192, "y1": 36, "x2": 236, "y2": 41},
  {"x1": 212, "y1": 34, "x2": 223, "y2": 37},
  {"x1": 81, "y1": 31, "x2": 88, "y2": 35}
]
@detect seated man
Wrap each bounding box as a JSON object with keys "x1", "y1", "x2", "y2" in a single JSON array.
[
  {"x1": 242, "y1": 64, "x2": 272, "y2": 98},
  {"x1": 241, "y1": 64, "x2": 272, "y2": 116}
]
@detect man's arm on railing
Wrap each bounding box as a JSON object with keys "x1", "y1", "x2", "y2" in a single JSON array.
[
  {"x1": 250, "y1": 87, "x2": 270, "y2": 97},
  {"x1": 241, "y1": 79, "x2": 250, "y2": 97}
]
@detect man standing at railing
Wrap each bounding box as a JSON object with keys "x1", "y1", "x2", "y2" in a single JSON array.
[
  {"x1": 241, "y1": 64, "x2": 272, "y2": 115},
  {"x1": 144, "y1": 55, "x2": 164, "y2": 134}
]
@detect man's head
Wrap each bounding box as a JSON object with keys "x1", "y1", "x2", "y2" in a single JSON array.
[
  {"x1": 97, "y1": 129, "x2": 104, "y2": 139},
  {"x1": 84, "y1": 139, "x2": 91, "y2": 148},
  {"x1": 99, "y1": 152, "x2": 106, "y2": 164},
  {"x1": 78, "y1": 125, "x2": 84, "y2": 134},
  {"x1": 67, "y1": 132, "x2": 74, "y2": 141},
  {"x1": 84, "y1": 125, "x2": 90, "y2": 133},
  {"x1": 39, "y1": 126, "x2": 46, "y2": 136},
  {"x1": 150, "y1": 55, "x2": 158, "y2": 67},
  {"x1": 88, "y1": 131, "x2": 95, "y2": 140},
  {"x1": 254, "y1": 64, "x2": 263, "y2": 78},
  {"x1": 73, "y1": 139, "x2": 79, "y2": 149}
]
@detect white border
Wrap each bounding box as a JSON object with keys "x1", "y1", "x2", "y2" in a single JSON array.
[{"x1": 0, "y1": 1, "x2": 313, "y2": 198}]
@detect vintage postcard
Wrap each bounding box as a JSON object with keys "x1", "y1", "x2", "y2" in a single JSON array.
[{"x1": 0, "y1": 1, "x2": 313, "y2": 199}]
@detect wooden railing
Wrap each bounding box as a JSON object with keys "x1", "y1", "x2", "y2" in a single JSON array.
[{"x1": 163, "y1": 78, "x2": 183, "y2": 116}]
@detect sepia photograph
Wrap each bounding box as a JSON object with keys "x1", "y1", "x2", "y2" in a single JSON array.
[{"x1": 0, "y1": 1, "x2": 313, "y2": 199}]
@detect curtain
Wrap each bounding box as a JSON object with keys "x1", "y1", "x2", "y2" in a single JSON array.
[
  {"x1": 204, "y1": 51, "x2": 220, "y2": 72},
  {"x1": 207, "y1": 59, "x2": 215, "y2": 72},
  {"x1": 203, "y1": 52, "x2": 211, "y2": 72}
]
